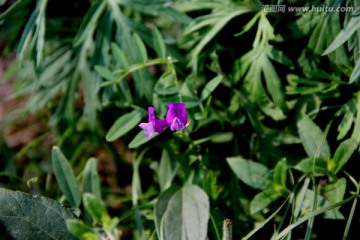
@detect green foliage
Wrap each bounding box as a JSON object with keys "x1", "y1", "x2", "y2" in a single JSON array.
[
  {"x1": 0, "y1": 188, "x2": 76, "y2": 240},
  {"x1": 2, "y1": 0, "x2": 360, "y2": 239},
  {"x1": 52, "y1": 146, "x2": 81, "y2": 208},
  {"x1": 154, "y1": 185, "x2": 209, "y2": 240}
]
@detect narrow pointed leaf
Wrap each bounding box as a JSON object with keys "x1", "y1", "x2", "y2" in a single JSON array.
[
  {"x1": 52, "y1": 147, "x2": 81, "y2": 207},
  {"x1": 83, "y1": 158, "x2": 101, "y2": 199},
  {"x1": 200, "y1": 75, "x2": 222, "y2": 101},
  {"x1": 152, "y1": 26, "x2": 166, "y2": 58},
  {"x1": 297, "y1": 115, "x2": 331, "y2": 160},
  {"x1": 106, "y1": 109, "x2": 144, "y2": 141}
]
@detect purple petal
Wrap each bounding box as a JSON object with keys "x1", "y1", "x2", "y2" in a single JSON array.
[
  {"x1": 139, "y1": 107, "x2": 167, "y2": 138},
  {"x1": 138, "y1": 122, "x2": 155, "y2": 138},
  {"x1": 153, "y1": 119, "x2": 167, "y2": 133},
  {"x1": 147, "y1": 107, "x2": 156, "y2": 123},
  {"x1": 166, "y1": 102, "x2": 188, "y2": 131}
]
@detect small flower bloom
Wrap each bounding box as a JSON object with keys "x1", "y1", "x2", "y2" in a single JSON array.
[
  {"x1": 139, "y1": 107, "x2": 167, "y2": 138},
  {"x1": 166, "y1": 102, "x2": 189, "y2": 131}
]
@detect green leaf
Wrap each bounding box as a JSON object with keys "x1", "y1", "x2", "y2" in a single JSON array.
[
  {"x1": 350, "y1": 59, "x2": 360, "y2": 83},
  {"x1": 158, "y1": 149, "x2": 177, "y2": 191},
  {"x1": 132, "y1": 33, "x2": 148, "y2": 62},
  {"x1": 226, "y1": 157, "x2": 271, "y2": 190},
  {"x1": 52, "y1": 147, "x2": 81, "y2": 208},
  {"x1": 266, "y1": 45, "x2": 293, "y2": 67},
  {"x1": 250, "y1": 188, "x2": 282, "y2": 214},
  {"x1": 273, "y1": 158, "x2": 287, "y2": 187},
  {"x1": 73, "y1": 0, "x2": 107, "y2": 46},
  {"x1": 83, "y1": 158, "x2": 101, "y2": 199},
  {"x1": 154, "y1": 185, "x2": 209, "y2": 240},
  {"x1": 154, "y1": 71, "x2": 178, "y2": 95},
  {"x1": 83, "y1": 193, "x2": 108, "y2": 224},
  {"x1": 332, "y1": 138, "x2": 358, "y2": 174},
  {"x1": 324, "y1": 178, "x2": 346, "y2": 205},
  {"x1": 106, "y1": 109, "x2": 144, "y2": 141},
  {"x1": 152, "y1": 26, "x2": 166, "y2": 58},
  {"x1": 297, "y1": 115, "x2": 331, "y2": 160},
  {"x1": 322, "y1": 15, "x2": 360, "y2": 56},
  {"x1": 111, "y1": 42, "x2": 130, "y2": 69},
  {"x1": 295, "y1": 157, "x2": 330, "y2": 176},
  {"x1": 351, "y1": 94, "x2": 360, "y2": 143},
  {"x1": 128, "y1": 131, "x2": 159, "y2": 149},
  {"x1": 94, "y1": 66, "x2": 116, "y2": 81},
  {"x1": 0, "y1": 188, "x2": 76, "y2": 240},
  {"x1": 95, "y1": 65, "x2": 116, "y2": 80},
  {"x1": 66, "y1": 219, "x2": 94, "y2": 239},
  {"x1": 200, "y1": 75, "x2": 222, "y2": 101},
  {"x1": 261, "y1": 55, "x2": 286, "y2": 110},
  {"x1": 202, "y1": 171, "x2": 219, "y2": 200},
  {"x1": 191, "y1": 8, "x2": 254, "y2": 62},
  {"x1": 295, "y1": 189, "x2": 344, "y2": 220}
]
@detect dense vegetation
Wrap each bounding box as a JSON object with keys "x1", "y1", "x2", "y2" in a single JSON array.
[{"x1": 1, "y1": 0, "x2": 360, "y2": 239}]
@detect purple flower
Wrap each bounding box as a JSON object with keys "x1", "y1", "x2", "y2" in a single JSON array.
[
  {"x1": 166, "y1": 102, "x2": 189, "y2": 131},
  {"x1": 139, "y1": 107, "x2": 167, "y2": 138}
]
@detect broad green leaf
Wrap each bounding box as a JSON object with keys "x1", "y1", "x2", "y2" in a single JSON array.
[
  {"x1": 297, "y1": 115, "x2": 331, "y2": 160},
  {"x1": 250, "y1": 188, "x2": 282, "y2": 214},
  {"x1": 0, "y1": 188, "x2": 76, "y2": 240},
  {"x1": 332, "y1": 138, "x2": 358, "y2": 174},
  {"x1": 132, "y1": 33, "x2": 148, "y2": 62},
  {"x1": 52, "y1": 147, "x2": 81, "y2": 208},
  {"x1": 111, "y1": 42, "x2": 130, "y2": 69},
  {"x1": 323, "y1": 15, "x2": 360, "y2": 55},
  {"x1": 200, "y1": 75, "x2": 222, "y2": 101},
  {"x1": 273, "y1": 158, "x2": 287, "y2": 187},
  {"x1": 152, "y1": 26, "x2": 166, "y2": 58},
  {"x1": 295, "y1": 189, "x2": 344, "y2": 220},
  {"x1": 83, "y1": 158, "x2": 101, "y2": 199},
  {"x1": 106, "y1": 109, "x2": 144, "y2": 141},
  {"x1": 73, "y1": 0, "x2": 107, "y2": 46},
  {"x1": 324, "y1": 178, "x2": 346, "y2": 205},
  {"x1": 83, "y1": 193, "x2": 109, "y2": 224},
  {"x1": 66, "y1": 219, "x2": 94, "y2": 239},
  {"x1": 128, "y1": 131, "x2": 159, "y2": 149},
  {"x1": 154, "y1": 186, "x2": 179, "y2": 239},
  {"x1": 94, "y1": 66, "x2": 116, "y2": 81},
  {"x1": 295, "y1": 157, "x2": 330, "y2": 176},
  {"x1": 227, "y1": 157, "x2": 271, "y2": 190},
  {"x1": 155, "y1": 185, "x2": 209, "y2": 240}
]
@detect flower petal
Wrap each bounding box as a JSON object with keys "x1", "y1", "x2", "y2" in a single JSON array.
[
  {"x1": 138, "y1": 122, "x2": 155, "y2": 138},
  {"x1": 154, "y1": 119, "x2": 167, "y2": 133},
  {"x1": 166, "y1": 102, "x2": 188, "y2": 131}
]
